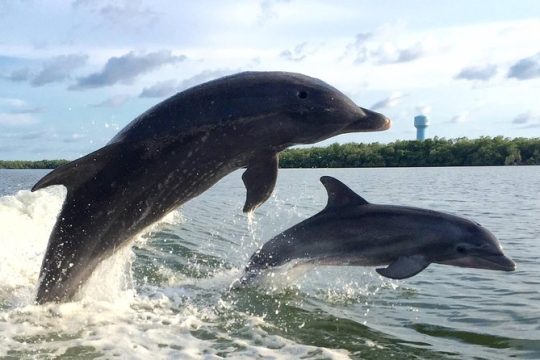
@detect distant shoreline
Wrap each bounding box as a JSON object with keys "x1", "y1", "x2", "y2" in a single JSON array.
[
  {"x1": 1, "y1": 136, "x2": 539, "y2": 169},
  {"x1": 280, "y1": 136, "x2": 540, "y2": 168}
]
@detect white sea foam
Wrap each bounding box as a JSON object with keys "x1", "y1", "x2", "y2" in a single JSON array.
[
  {"x1": 0, "y1": 186, "x2": 184, "y2": 307},
  {"x1": 0, "y1": 188, "x2": 355, "y2": 359},
  {"x1": 0, "y1": 186, "x2": 66, "y2": 307}
]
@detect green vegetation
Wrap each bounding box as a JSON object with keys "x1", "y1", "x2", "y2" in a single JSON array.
[
  {"x1": 1, "y1": 137, "x2": 539, "y2": 169},
  {"x1": 280, "y1": 136, "x2": 540, "y2": 168},
  {"x1": 0, "y1": 159, "x2": 69, "y2": 169}
]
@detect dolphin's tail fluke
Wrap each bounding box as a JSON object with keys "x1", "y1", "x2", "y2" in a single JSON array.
[{"x1": 32, "y1": 143, "x2": 123, "y2": 192}]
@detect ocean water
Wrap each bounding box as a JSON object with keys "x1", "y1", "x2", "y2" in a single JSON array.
[{"x1": 0, "y1": 167, "x2": 538, "y2": 359}]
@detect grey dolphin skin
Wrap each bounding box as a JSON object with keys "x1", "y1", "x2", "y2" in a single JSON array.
[
  {"x1": 32, "y1": 71, "x2": 391, "y2": 303},
  {"x1": 241, "y1": 176, "x2": 515, "y2": 284}
]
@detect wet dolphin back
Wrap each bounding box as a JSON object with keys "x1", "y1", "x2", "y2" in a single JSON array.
[{"x1": 109, "y1": 71, "x2": 341, "y2": 145}]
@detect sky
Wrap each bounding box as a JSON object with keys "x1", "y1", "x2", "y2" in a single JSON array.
[{"x1": 1, "y1": 0, "x2": 540, "y2": 160}]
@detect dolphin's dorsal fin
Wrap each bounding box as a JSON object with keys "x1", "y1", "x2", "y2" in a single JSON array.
[
  {"x1": 32, "y1": 143, "x2": 121, "y2": 192},
  {"x1": 320, "y1": 176, "x2": 368, "y2": 209}
]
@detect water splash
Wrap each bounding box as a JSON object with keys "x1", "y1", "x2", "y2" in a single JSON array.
[{"x1": 0, "y1": 186, "x2": 66, "y2": 307}]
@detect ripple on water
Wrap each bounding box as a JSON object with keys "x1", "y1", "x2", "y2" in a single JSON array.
[{"x1": 0, "y1": 167, "x2": 539, "y2": 359}]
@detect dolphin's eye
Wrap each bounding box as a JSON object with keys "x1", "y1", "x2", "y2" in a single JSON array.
[
  {"x1": 456, "y1": 245, "x2": 467, "y2": 254},
  {"x1": 297, "y1": 90, "x2": 308, "y2": 99}
]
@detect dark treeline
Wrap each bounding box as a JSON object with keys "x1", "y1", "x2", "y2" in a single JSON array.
[
  {"x1": 280, "y1": 137, "x2": 540, "y2": 168},
  {"x1": 1, "y1": 137, "x2": 539, "y2": 169},
  {"x1": 0, "y1": 159, "x2": 69, "y2": 169}
]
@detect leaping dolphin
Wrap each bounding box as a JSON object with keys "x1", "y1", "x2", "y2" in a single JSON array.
[
  {"x1": 241, "y1": 176, "x2": 515, "y2": 284},
  {"x1": 32, "y1": 72, "x2": 391, "y2": 303}
]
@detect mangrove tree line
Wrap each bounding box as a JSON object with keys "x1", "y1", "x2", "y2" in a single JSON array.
[
  {"x1": 279, "y1": 136, "x2": 540, "y2": 168},
  {"x1": 0, "y1": 159, "x2": 69, "y2": 169}
]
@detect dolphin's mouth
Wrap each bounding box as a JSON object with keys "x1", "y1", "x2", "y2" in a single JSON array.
[
  {"x1": 344, "y1": 107, "x2": 391, "y2": 132},
  {"x1": 440, "y1": 254, "x2": 516, "y2": 272}
]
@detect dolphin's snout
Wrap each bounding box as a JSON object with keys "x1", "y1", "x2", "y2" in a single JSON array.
[
  {"x1": 381, "y1": 115, "x2": 392, "y2": 130},
  {"x1": 383, "y1": 116, "x2": 391, "y2": 130},
  {"x1": 360, "y1": 107, "x2": 392, "y2": 131},
  {"x1": 342, "y1": 107, "x2": 391, "y2": 133},
  {"x1": 440, "y1": 254, "x2": 516, "y2": 272},
  {"x1": 484, "y1": 254, "x2": 516, "y2": 271}
]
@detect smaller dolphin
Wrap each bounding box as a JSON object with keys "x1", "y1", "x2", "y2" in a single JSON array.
[{"x1": 241, "y1": 176, "x2": 515, "y2": 284}]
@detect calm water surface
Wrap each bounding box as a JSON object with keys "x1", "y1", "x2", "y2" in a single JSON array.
[{"x1": 0, "y1": 167, "x2": 538, "y2": 359}]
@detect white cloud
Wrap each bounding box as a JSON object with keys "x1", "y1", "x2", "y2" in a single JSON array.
[
  {"x1": 31, "y1": 54, "x2": 88, "y2": 86},
  {"x1": 0, "y1": 98, "x2": 44, "y2": 114},
  {"x1": 178, "y1": 69, "x2": 240, "y2": 91},
  {"x1": 0, "y1": 98, "x2": 27, "y2": 108},
  {"x1": 0, "y1": 113, "x2": 36, "y2": 126},
  {"x1": 508, "y1": 52, "x2": 540, "y2": 80},
  {"x1": 370, "y1": 92, "x2": 406, "y2": 110},
  {"x1": 139, "y1": 69, "x2": 239, "y2": 98},
  {"x1": 258, "y1": 0, "x2": 291, "y2": 24},
  {"x1": 342, "y1": 22, "x2": 428, "y2": 67},
  {"x1": 91, "y1": 94, "x2": 130, "y2": 107},
  {"x1": 512, "y1": 111, "x2": 540, "y2": 127},
  {"x1": 139, "y1": 80, "x2": 178, "y2": 98},
  {"x1": 372, "y1": 43, "x2": 425, "y2": 65},
  {"x1": 280, "y1": 42, "x2": 308, "y2": 62},
  {"x1": 6, "y1": 68, "x2": 30, "y2": 82},
  {"x1": 342, "y1": 32, "x2": 374, "y2": 61},
  {"x1": 0, "y1": 128, "x2": 58, "y2": 141},
  {"x1": 8, "y1": 106, "x2": 44, "y2": 114},
  {"x1": 449, "y1": 112, "x2": 470, "y2": 124},
  {"x1": 71, "y1": 50, "x2": 186, "y2": 90},
  {"x1": 455, "y1": 64, "x2": 497, "y2": 81},
  {"x1": 512, "y1": 112, "x2": 531, "y2": 124},
  {"x1": 72, "y1": 0, "x2": 160, "y2": 30},
  {"x1": 18, "y1": 130, "x2": 54, "y2": 140},
  {"x1": 4, "y1": 54, "x2": 87, "y2": 86},
  {"x1": 415, "y1": 105, "x2": 432, "y2": 116},
  {"x1": 63, "y1": 133, "x2": 85, "y2": 143}
]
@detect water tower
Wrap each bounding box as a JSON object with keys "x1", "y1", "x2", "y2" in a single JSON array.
[{"x1": 414, "y1": 115, "x2": 429, "y2": 141}]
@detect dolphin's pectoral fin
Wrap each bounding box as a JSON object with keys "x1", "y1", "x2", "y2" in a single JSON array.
[
  {"x1": 242, "y1": 151, "x2": 278, "y2": 213},
  {"x1": 32, "y1": 143, "x2": 122, "y2": 192},
  {"x1": 376, "y1": 255, "x2": 429, "y2": 279}
]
